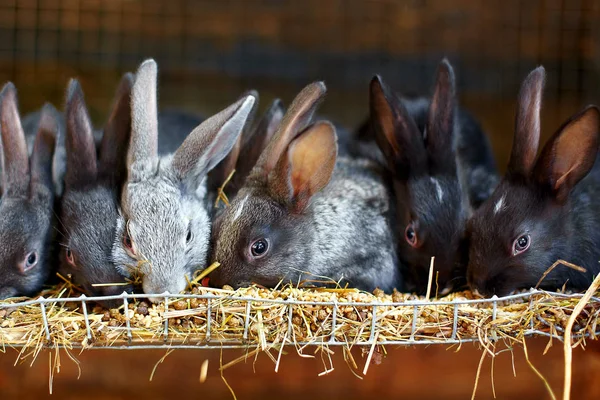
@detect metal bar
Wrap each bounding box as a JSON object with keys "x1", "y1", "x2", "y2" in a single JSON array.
[
  {"x1": 329, "y1": 299, "x2": 337, "y2": 343},
  {"x1": 242, "y1": 300, "x2": 251, "y2": 342},
  {"x1": 123, "y1": 295, "x2": 132, "y2": 341},
  {"x1": 39, "y1": 298, "x2": 51, "y2": 341},
  {"x1": 368, "y1": 305, "x2": 378, "y2": 342},
  {"x1": 206, "y1": 298, "x2": 212, "y2": 342},
  {"x1": 4, "y1": 288, "x2": 591, "y2": 309},
  {"x1": 163, "y1": 295, "x2": 169, "y2": 340},
  {"x1": 451, "y1": 299, "x2": 459, "y2": 340},
  {"x1": 410, "y1": 305, "x2": 418, "y2": 340},
  {"x1": 80, "y1": 295, "x2": 92, "y2": 340}
]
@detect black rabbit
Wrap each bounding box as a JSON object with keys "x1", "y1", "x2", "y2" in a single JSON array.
[{"x1": 466, "y1": 66, "x2": 600, "y2": 297}]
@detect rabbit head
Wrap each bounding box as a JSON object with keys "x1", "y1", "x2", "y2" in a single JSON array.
[
  {"x1": 210, "y1": 82, "x2": 344, "y2": 289},
  {"x1": 112, "y1": 59, "x2": 256, "y2": 300},
  {"x1": 0, "y1": 83, "x2": 58, "y2": 298},
  {"x1": 58, "y1": 74, "x2": 135, "y2": 302},
  {"x1": 369, "y1": 60, "x2": 469, "y2": 295},
  {"x1": 466, "y1": 67, "x2": 600, "y2": 297}
]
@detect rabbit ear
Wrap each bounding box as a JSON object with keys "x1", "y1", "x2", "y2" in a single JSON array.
[
  {"x1": 171, "y1": 95, "x2": 256, "y2": 190},
  {"x1": 426, "y1": 59, "x2": 457, "y2": 175},
  {"x1": 369, "y1": 75, "x2": 427, "y2": 180},
  {"x1": 0, "y1": 82, "x2": 30, "y2": 196},
  {"x1": 65, "y1": 79, "x2": 98, "y2": 188},
  {"x1": 30, "y1": 104, "x2": 58, "y2": 196},
  {"x1": 234, "y1": 99, "x2": 285, "y2": 188},
  {"x1": 250, "y1": 82, "x2": 326, "y2": 185},
  {"x1": 98, "y1": 72, "x2": 134, "y2": 184},
  {"x1": 507, "y1": 67, "x2": 545, "y2": 179},
  {"x1": 269, "y1": 121, "x2": 337, "y2": 212},
  {"x1": 207, "y1": 90, "x2": 259, "y2": 191},
  {"x1": 533, "y1": 105, "x2": 600, "y2": 203},
  {"x1": 128, "y1": 59, "x2": 159, "y2": 181}
]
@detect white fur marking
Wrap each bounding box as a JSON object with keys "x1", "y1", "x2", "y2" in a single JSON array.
[
  {"x1": 430, "y1": 177, "x2": 444, "y2": 202},
  {"x1": 494, "y1": 195, "x2": 505, "y2": 214},
  {"x1": 233, "y1": 195, "x2": 249, "y2": 221}
]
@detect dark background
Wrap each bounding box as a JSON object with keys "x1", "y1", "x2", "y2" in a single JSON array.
[{"x1": 0, "y1": 0, "x2": 599, "y2": 398}]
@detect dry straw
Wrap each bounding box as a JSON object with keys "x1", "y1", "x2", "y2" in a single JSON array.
[{"x1": 0, "y1": 268, "x2": 599, "y2": 399}]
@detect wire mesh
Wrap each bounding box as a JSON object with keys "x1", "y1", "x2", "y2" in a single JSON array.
[
  {"x1": 0, "y1": 289, "x2": 598, "y2": 350},
  {"x1": 0, "y1": 0, "x2": 598, "y2": 118}
]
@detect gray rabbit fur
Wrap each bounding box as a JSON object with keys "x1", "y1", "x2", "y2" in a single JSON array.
[
  {"x1": 111, "y1": 59, "x2": 256, "y2": 301},
  {"x1": 58, "y1": 73, "x2": 204, "y2": 304},
  {"x1": 0, "y1": 83, "x2": 58, "y2": 299},
  {"x1": 209, "y1": 82, "x2": 401, "y2": 292}
]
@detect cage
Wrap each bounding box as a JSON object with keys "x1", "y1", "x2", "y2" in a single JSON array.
[{"x1": 1, "y1": 1, "x2": 600, "y2": 399}]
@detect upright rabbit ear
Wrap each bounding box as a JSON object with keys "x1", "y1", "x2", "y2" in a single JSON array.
[
  {"x1": 207, "y1": 90, "x2": 259, "y2": 192},
  {"x1": 269, "y1": 121, "x2": 337, "y2": 213},
  {"x1": 233, "y1": 99, "x2": 285, "y2": 189},
  {"x1": 426, "y1": 59, "x2": 457, "y2": 176},
  {"x1": 507, "y1": 67, "x2": 545, "y2": 180},
  {"x1": 171, "y1": 95, "x2": 256, "y2": 190},
  {"x1": 30, "y1": 104, "x2": 58, "y2": 197},
  {"x1": 98, "y1": 72, "x2": 134, "y2": 185},
  {"x1": 128, "y1": 59, "x2": 159, "y2": 181},
  {"x1": 0, "y1": 82, "x2": 30, "y2": 196},
  {"x1": 533, "y1": 105, "x2": 600, "y2": 203},
  {"x1": 65, "y1": 79, "x2": 98, "y2": 188},
  {"x1": 250, "y1": 82, "x2": 326, "y2": 185},
  {"x1": 369, "y1": 75, "x2": 427, "y2": 180}
]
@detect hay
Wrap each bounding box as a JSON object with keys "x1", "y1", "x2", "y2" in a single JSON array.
[{"x1": 1, "y1": 280, "x2": 599, "y2": 368}]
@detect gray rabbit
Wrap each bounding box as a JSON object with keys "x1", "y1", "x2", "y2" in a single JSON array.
[
  {"x1": 0, "y1": 83, "x2": 58, "y2": 298},
  {"x1": 57, "y1": 75, "x2": 136, "y2": 303},
  {"x1": 111, "y1": 59, "x2": 256, "y2": 300},
  {"x1": 58, "y1": 73, "x2": 205, "y2": 304},
  {"x1": 209, "y1": 82, "x2": 401, "y2": 292}
]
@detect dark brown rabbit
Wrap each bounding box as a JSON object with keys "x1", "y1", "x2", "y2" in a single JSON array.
[
  {"x1": 466, "y1": 66, "x2": 600, "y2": 297},
  {"x1": 364, "y1": 60, "x2": 498, "y2": 295}
]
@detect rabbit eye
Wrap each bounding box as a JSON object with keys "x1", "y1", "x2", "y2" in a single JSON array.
[
  {"x1": 512, "y1": 234, "x2": 530, "y2": 255},
  {"x1": 250, "y1": 238, "x2": 270, "y2": 259},
  {"x1": 65, "y1": 248, "x2": 75, "y2": 266},
  {"x1": 405, "y1": 223, "x2": 418, "y2": 248},
  {"x1": 123, "y1": 231, "x2": 135, "y2": 255},
  {"x1": 186, "y1": 227, "x2": 193, "y2": 243},
  {"x1": 23, "y1": 251, "x2": 38, "y2": 272}
]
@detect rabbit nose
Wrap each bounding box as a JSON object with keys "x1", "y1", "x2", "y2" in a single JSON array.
[{"x1": 143, "y1": 277, "x2": 187, "y2": 303}]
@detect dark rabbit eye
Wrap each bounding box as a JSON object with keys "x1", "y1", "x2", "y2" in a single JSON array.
[
  {"x1": 123, "y1": 230, "x2": 135, "y2": 254},
  {"x1": 250, "y1": 238, "x2": 270, "y2": 259},
  {"x1": 512, "y1": 234, "x2": 531, "y2": 256},
  {"x1": 66, "y1": 248, "x2": 75, "y2": 266},
  {"x1": 405, "y1": 223, "x2": 418, "y2": 248},
  {"x1": 23, "y1": 251, "x2": 38, "y2": 272},
  {"x1": 186, "y1": 227, "x2": 193, "y2": 243}
]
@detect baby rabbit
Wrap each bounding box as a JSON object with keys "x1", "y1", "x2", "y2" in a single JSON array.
[
  {"x1": 58, "y1": 74, "x2": 136, "y2": 301},
  {"x1": 0, "y1": 83, "x2": 58, "y2": 298},
  {"x1": 365, "y1": 60, "x2": 498, "y2": 295},
  {"x1": 466, "y1": 66, "x2": 600, "y2": 297},
  {"x1": 111, "y1": 59, "x2": 256, "y2": 300},
  {"x1": 209, "y1": 82, "x2": 400, "y2": 292}
]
